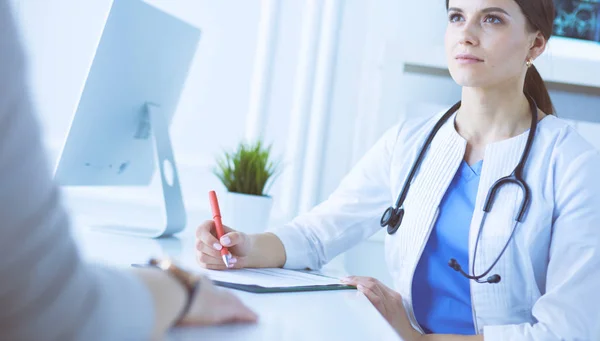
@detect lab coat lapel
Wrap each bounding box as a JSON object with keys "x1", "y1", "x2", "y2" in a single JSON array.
[
  {"x1": 469, "y1": 131, "x2": 529, "y2": 317},
  {"x1": 393, "y1": 114, "x2": 466, "y2": 293}
]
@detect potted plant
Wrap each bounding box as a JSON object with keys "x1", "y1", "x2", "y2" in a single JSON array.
[{"x1": 213, "y1": 140, "x2": 281, "y2": 234}]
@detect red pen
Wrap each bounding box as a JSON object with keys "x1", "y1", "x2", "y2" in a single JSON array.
[{"x1": 209, "y1": 190, "x2": 232, "y2": 268}]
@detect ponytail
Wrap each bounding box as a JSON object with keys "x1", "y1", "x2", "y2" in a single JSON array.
[{"x1": 524, "y1": 65, "x2": 555, "y2": 116}]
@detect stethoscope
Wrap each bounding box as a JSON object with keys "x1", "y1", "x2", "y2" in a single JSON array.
[{"x1": 380, "y1": 95, "x2": 538, "y2": 284}]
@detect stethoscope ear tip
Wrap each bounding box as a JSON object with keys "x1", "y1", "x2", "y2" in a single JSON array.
[{"x1": 448, "y1": 258, "x2": 460, "y2": 271}]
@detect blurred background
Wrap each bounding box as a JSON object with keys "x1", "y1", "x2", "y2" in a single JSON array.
[{"x1": 10, "y1": 0, "x2": 600, "y2": 285}]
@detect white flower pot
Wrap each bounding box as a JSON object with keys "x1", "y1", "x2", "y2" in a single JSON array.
[{"x1": 221, "y1": 191, "x2": 273, "y2": 235}]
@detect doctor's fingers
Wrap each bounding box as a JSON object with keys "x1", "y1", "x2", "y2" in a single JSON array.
[
  {"x1": 343, "y1": 276, "x2": 396, "y2": 302},
  {"x1": 356, "y1": 282, "x2": 386, "y2": 314},
  {"x1": 196, "y1": 252, "x2": 248, "y2": 270},
  {"x1": 196, "y1": 220, "x2": 235, "y2": 246},
  {"x1": 343, "y1": 276, "x2": 383, "y2": 291},
  {"x1": 196, "y1": 221, "x2": 221, "y2": 249},
  {"x1": 195, "y1": 240, "x2": 224, "y2": 258},
  {"x1": 356, "y1": 277, "x2": 398, "y2": 299}
]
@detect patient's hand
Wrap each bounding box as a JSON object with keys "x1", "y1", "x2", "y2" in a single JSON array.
[{"x1": 179, "y1": 275, "x2": 258, "y2": 326}]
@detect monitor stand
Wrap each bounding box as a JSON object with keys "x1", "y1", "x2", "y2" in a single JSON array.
[{"x1": 91, "y1": 103, "x2": 187, "y2": 238}]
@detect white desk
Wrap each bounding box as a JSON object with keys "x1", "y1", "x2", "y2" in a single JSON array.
[{"x1": 67, "y1": 196, "x2": 401, "y2": 341}]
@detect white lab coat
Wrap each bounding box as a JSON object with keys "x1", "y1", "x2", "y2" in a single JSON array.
[{"x1": 270, "y1": 109, "x2": 600, "y2": 340}]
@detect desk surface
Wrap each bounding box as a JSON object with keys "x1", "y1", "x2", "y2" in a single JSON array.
[{"x1": 67, "y1": 197, "x2": 401, "y2": 341}]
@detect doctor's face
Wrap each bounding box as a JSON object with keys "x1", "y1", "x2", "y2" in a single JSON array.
[{"x1": 444, "y1": 0, "x2": 537, "y2": 89}]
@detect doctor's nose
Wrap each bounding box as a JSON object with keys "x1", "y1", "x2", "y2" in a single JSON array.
[{"x1": 457, "y1": 22, "x2": 480, "y2": 47}]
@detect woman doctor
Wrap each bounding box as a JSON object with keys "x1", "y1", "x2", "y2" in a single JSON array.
[{"x1": 196, "y1": 0, "x2": 600, "y2": 339}]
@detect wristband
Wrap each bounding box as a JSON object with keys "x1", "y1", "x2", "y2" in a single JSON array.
[{"x1": 147, "y1": 258, "x2": 201, "y2": 326}]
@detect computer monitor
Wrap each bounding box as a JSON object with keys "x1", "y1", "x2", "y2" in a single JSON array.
[{"x1": 54, "y1": 0, "x2": 201, "y2": 238}]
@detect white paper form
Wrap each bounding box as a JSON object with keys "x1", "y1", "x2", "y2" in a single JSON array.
[{"x1": 196, "y1": 268, "x2": 344, "y2": 288}]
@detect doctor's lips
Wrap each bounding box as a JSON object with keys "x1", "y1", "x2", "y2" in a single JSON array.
[{"x1": 455, "y1": 53, "x2": 483, "y2": 64}]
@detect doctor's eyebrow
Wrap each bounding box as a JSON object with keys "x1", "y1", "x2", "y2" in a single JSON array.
[{"x1": 447, "y1": 7, "x2": 512, "y2": 17}]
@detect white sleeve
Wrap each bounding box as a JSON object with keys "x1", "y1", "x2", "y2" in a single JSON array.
[
  {"x1": 483, "y1": 148, "x2": 600, "y2": 340},
  {"x1": 269, "y1": 124, "x2": 401, "y2": 270},
  {"x1": 0, "y1": 4, "x2": 154, "y2": 340}
]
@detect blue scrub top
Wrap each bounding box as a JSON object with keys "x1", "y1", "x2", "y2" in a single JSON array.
[{"x1": 412, "y1": 159, "x2": 482, "y2": 335}]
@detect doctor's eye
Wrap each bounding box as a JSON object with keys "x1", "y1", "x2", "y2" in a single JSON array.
[
  {"x1": 448, "y1": 13, "x2": 464, "y2": 23},
  {"x1": 483, "y1": 15, "x2": 503, "y2": 24}
]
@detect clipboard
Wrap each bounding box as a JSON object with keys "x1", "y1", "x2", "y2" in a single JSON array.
[
  {"x1": 133, "y1": 263, "x2": 357, "y2": 293},
  {"x1": 213, "y1": 280, "x2": 356, "y2": 293}
]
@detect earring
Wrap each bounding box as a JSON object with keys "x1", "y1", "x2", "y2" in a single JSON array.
[{"x1": 526, "y1": 58, "x2": 533, "y2": 68}]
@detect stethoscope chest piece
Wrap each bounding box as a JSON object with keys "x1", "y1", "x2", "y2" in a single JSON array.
[{"x1": 381, "y1": 206, "x2": 404, "y2": 234}]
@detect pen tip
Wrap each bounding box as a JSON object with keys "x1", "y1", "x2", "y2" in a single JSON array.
[{"x1": 222, "y1": 254, "x2": 230, "y2": 268}]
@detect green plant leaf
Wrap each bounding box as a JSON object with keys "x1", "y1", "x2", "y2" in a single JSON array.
[{"x1": 213, "y1": 139, "x2": 281, "y2": 196}]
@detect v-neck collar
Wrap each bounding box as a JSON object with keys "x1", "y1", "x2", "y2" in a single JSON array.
[{"x1": 459, "y1": 160, "x2": 483, "y2": 181}]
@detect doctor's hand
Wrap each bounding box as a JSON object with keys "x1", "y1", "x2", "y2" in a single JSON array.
[
  {"x1": 341, "y1": 276, "x2": 422, "y2": 341},
  {"x1": 195, "y1": 220, "x2": 254, "y2": 270}
]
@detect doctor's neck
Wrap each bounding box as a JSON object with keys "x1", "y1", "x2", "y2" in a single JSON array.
[{"x1": 454, "y1": 84, "x2": 540, "y2": 146}]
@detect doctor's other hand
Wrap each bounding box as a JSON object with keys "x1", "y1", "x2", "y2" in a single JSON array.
[
  {"x1": 195, "y1": 220, "x2": 254, "y2": 270},
  {"x1": 180, "y1": 275, "x2": 258, "y2": 326},
  {"x1": 341, "y1": 276, "x2": 421, "y2": 340}
]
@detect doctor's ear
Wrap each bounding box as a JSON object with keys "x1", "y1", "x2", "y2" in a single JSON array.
[{"x1": 527, "y1": 31, "x2": 547, "y2": 62}]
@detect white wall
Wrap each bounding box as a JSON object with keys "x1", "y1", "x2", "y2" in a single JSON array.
[
  {"x1": 13, "y1": 0, "x2": 361, "y2": 220},
  {"x1": 14, "y1": 1, "x2": 269, "y2": 210}
]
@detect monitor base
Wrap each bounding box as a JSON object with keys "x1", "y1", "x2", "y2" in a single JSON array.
[{"x1": 91, "y1": 103, "x2": 187, "y2": 238}]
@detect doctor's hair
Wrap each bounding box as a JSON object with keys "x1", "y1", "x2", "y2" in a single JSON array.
[{"x1": 445, "y1": 0, "x2": 557, "y2": 116}]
